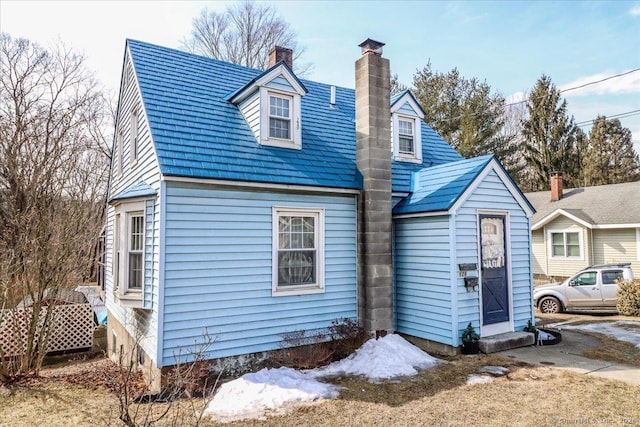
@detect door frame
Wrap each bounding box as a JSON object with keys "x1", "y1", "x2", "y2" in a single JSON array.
[{"x1": 477, "y1": 210, "x2": 514, "y2": 336}]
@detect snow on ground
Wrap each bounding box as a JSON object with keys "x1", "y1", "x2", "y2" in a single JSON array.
[
  {"x1": 310, "y1": 333, "x2": 440, "y2": 381},
  {"x1": 203, "y1": 334, "x2": 440, "y2": 422},
  {"x1": 562, "y1": 320, "x2": 640, "y2": 349}
]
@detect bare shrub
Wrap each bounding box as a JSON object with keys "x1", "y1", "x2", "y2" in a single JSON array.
[
  {"x1": 273, "y1": 317, "x2": 368, "y2": 370},
  {"x1": 110, "y1": 332, "x2": 220, "y2": 427},
  {"x1": 617, "y1": 279, "x2": 640, "y2": 316}
]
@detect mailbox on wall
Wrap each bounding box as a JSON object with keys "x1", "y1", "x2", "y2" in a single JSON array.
[{"x1": 458, "y1": 263, "x2": 479, "y2": 291}]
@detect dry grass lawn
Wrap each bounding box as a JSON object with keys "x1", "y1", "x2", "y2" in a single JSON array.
[{"x1": 1, "y1": 351, "x2": 639, "y2": 427}]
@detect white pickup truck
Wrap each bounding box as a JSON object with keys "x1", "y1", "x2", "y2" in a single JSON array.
[{"x1": 534, "y1": 263, "x2": 634, "y2": 313}]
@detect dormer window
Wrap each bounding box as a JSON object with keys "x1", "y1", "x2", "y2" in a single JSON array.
[
  {"x1": 269, "y1": 94, "x2": 292, "y2": 140},
  {"x1": 391, "y1": 90, "x2": 424, "y2": 163},
  {"x1": 398, "y1": 118, "x2": 415, "y2": 155},
  {"x1": 229, "y1": 62, "x2": 307, "y2": 150}
]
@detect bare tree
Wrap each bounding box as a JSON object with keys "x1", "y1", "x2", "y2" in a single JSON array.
[
  {"x1": 181, "y1": 0, "x2": 312, "y2": 75},
  {"x1": 0, "y1": 33, "x2": 110, "y2": 378}
]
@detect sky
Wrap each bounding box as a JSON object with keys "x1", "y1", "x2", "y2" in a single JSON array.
[{"x1": 2, "y1": 0, "x2": 639, "y2": 152}]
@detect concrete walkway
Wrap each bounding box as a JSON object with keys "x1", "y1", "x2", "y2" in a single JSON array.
[{"x1": 497, "y1": 329, "x2": 640, "y2": 386}]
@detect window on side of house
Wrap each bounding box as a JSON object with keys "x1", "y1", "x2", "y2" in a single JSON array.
[
  {"x1": 268, "y1": 94, "x2": 292, "y2": 140},
  {"x1": 113, "y1": 213, "x2": 121, "y2": 290},
  {"x1": 550, "y1": 230, "x2": 582, "y2": 258},
  {"x1": 127, "y1": 212, "x2": 144, "y2": 290},
  {"x1": 272, "y1": 208, "x2": 324, "y2": 296},
  {"x1": 130, "y1": 108, "x2": 139, "y2": 165},
  {"x1": 113, "y1": 201, "x2": 146, "y2": 299},
  {"x1": 116, "y1": 130, "x2": 123, "y2": 177}
]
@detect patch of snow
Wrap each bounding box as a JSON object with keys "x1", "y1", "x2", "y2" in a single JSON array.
[
  {"x1": 478, "y1": 365, "x2": 509, "y2": 376},
  {"x1": 204, "y1": 367, "x2": 338, "y2": 422},
  {"x1": 311, "y1": 333, "x2": 440, "y2": 382},
  {"x1": 466, "y1": 374, "x2": 493, "y2": 385},
  {"x1": 204, "y1": 334, "x2": 440, "y2": 422},
  {"x1": 562, "y1": 321, "x2": 640, "y2": 349}
]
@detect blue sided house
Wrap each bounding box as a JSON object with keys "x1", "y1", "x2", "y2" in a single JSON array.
[{"x1": 104, "y1": 38, "x2": 535, "y2": 388}]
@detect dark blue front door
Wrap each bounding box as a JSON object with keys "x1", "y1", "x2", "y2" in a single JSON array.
[{"x1": 480, "y1": 214, "x2": 509, "y2": 325}]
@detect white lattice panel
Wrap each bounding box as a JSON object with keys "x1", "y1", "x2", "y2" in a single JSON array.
[{"x1": 0, "y1": 304, "x2": 94, "y2": 357}]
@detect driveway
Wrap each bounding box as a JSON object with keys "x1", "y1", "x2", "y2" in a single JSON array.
[{"x1": 497, "y1": 312, "x2": 640, "y2": 385}]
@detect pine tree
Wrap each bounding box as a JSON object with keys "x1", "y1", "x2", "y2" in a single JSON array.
[
  {"x1": 521, "y1": 75, "x2": 579, "y2": 191},
  {"x1": 411, "y1": 62, "x2": 508, "y2": 160},
  {"x1": 584, "y1": 116, "x2": 640, "y2": 185}
]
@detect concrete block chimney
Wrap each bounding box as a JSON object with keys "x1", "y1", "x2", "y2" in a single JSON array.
[
  {"x1": 355, "y1": 38, "x2": 393, "y2": 335},
  {"x1": 268, "y1": 46, "x2": 293, "y2": 69},
  {"x1": 550, "y1": 172, "x2": 563, "y2": 201}
]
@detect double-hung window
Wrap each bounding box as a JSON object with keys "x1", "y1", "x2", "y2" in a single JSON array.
[
  {"x1": 549, "y1": 230, "x2": 582, "y2": 258},
  {"x1": 113, "y1": 201, "x2": 146, "y2": 303},
  {"x1": 127, "y1": 213, "x2": 144, "y2": 290},
  {"x1": 273, "y1": 208, "x2": 324, "y2": 295},
  {"x1": 269, "y1": 95, "x2": 292, "y2": 140},
  {"x1": 398, "y1": 119, "x2": 415, "y2": 155}
]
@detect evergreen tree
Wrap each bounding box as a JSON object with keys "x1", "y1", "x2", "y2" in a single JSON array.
[
  {"x1": 411, "y1": 62, "x2": 508, "y2": 160},
  {"x1": 584, "y1": 116, "x2": 640, "y2": 185},
  {"x1": 391, "y1": 73, "x2": 407, "y2": 96},
  {"x1": 521, "y1": 75, "x2": 579, "y2": 191}
]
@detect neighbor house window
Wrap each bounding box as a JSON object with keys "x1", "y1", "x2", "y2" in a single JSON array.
[
  {"x1": 398, "y1": 119, "x2": 414, "y2": 155},
  {"x1": 127, "y1": 213, "x2": 144, "y2": 290},
  {"x1": 269, "y1": 95, "x2": 292, "y2": 140},
  {"x1": 130, "y1": 108, "x2": 139, "y2": 164},
  {"x1": 272, "y1": 207, "x2": 324, "y2": 295},
  {"x1": 549, "y1": 230, "x2": 582, "y2": 259}
]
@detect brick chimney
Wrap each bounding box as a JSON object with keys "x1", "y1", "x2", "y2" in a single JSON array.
[
  {"x1": 268, "y1": 46, "x2": 293, "y2": 69},
  {"x1": 550, "y1": 172, "x2": 563, "y2": 201},
  {"x1": 355, "y1": 38, "x2": 393, "y2": 335}
]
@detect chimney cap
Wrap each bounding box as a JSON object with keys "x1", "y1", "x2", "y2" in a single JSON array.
[{"x1": 358, "y1": 38, "x2": 385, "y2": 55}]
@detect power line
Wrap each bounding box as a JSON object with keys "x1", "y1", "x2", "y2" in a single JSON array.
[
  {"x1": 504, "y1": 68, "x2": 640, "y2": 108},
  {"x1": 575, "y1": 109, "x2": 640, "y2": 127}
]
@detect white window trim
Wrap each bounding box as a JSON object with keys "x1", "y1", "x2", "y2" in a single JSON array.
[
  {"x1": 114, "y1": 201, "x2": 146, "y2": 302},
  {"x1": 547, "y1": 229, "x2": 584, "y2": 260},
  {"x1": 130, "y1": 107, "x2": 139, "y2": 165},
  {"x1": 260, "y1": 87, "x2": 302, "y2": 149},
  {"x1": 636, "y1": 228, "x2": 640, "y2": 261},
  {"x1": 272, "y1": 207, "x2": 325, "y2": 296},
  {"x1": 392, "y1": 113, "x2": 422, "y2": 163}
]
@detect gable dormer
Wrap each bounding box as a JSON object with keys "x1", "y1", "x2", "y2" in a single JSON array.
[
  {"x1": 391, "y1": 90, "x2": 424, "y2": 163},
  {"x1": 229, "y1": 58, "x2": 307, "y2": 150}
]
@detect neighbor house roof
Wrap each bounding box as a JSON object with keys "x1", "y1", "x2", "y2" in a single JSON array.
[
  {"x1": 126, "y1": 39, "x2": 462, "y2": 193},
  {"x1": 525, "y1": 180, "x2": 640, "y2": 229}
]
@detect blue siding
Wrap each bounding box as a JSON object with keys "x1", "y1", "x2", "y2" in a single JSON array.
[
  {"x1": 161, "y1": 183, "x2": 357, "y2": 365},
  {"x1": 265, "y1": 75, "x2": 296, "y2": 92},
  {"x1": 394, "y1": 216, "x2": 455, "y2": 345},
  {"x1": 105, "y1": 50, "x2": 162, "y2": 365},
  {"x1": 455, "y1": 170, "x2": 533, "y2": 339}
]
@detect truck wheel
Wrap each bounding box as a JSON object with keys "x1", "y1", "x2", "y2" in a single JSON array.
[{"x1": 538, "y1": 296, "x2": 561, "y2": 314}]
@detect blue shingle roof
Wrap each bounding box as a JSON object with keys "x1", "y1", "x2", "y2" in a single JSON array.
[
  {"x1": 127, "y1": 39, "x2": 462, "y2": 191},
  {"x1": 393, "y1": 155, "x2": 494, "y2": 214},
  {"x1": 109, "y1": 181, "x2": 157, "y2": 203}
]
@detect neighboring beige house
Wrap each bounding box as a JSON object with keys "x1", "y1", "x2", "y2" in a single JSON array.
[{"x1": 525, "y1": 173, "x2": 640, "y2": 280}]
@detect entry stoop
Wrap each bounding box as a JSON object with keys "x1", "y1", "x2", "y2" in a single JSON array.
[{"x1": 479, "y1": 332, "x2": 534, "y2": 353}]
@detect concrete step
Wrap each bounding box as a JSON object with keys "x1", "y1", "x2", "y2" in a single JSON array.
[{"x1": 479, "y1": 331, "x2": 534, "y2": 354}]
